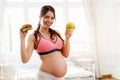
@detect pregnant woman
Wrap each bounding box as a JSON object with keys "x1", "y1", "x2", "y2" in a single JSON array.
[{"x1": 20, "y1": 5, "x2": 74, "y2": 80}]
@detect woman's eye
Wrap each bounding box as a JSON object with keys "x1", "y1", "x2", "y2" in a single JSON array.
[
  {"x1": 44, "y1": 16, "x2": 49, "y2": 19},
  {"x1": 44, "y1": 16, "x2": 54, "y2": 20},
  {"x1": 51, "y1": 17, "x2": 54, "y2": 20}
]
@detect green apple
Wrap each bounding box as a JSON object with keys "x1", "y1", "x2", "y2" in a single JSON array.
[{"x1": 66, "y1": 22, "x2": 75, "y2": 29}]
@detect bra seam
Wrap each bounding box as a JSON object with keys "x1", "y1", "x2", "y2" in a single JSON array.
[{"x1": 38, "y1": 48, "x2": 61, "y2": 55}]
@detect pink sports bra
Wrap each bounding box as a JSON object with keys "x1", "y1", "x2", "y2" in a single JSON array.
[{"x1": 35, "y1": 32, "x2": 63, "y2": 55}]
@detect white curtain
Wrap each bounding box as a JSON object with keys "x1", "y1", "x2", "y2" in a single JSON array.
[
  {"x1": 112, "y1": 0, "x2": 120, "y2": 78},
  {"x1": 82, "y1": 0, "x2": 100, "y2": 77},
  {"x1": 84, "y1": 0, "x2": 120, "y2": 78}
]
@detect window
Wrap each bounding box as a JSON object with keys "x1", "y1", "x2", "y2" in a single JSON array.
[
  {"x1": 68, "y1": 7, "x2": 90, "y2": 52},
  {"x1": 2, "y1": 0, "x2": 90, "y2": 59},
  {"x1": 4, "y1": 7, "x2": 24, "y2": 53},
  {"x1": 68, "y1": 0, "x2": 82, "y2": 2},
  {"x1": 6, "y1": 0, "x2": 24, "y2": 2},
  {"x1": 28, "y1": 0, "x2": 63, "y2": 2}
]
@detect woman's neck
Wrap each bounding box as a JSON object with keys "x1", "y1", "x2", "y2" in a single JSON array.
[{"x1": 39, "y1": 26, "x2": 50, "y2": 34}]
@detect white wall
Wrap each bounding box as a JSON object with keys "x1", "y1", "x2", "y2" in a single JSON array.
[{"x1": 94, "y1": 0, "x2": 120, "y2": 78}]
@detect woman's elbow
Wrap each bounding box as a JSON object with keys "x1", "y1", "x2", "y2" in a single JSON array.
[
  {"x1": 63, "y1": 54, "x2": 69, "y2": 58},
  {"x1": 62, "y1": 51, "x2": 70, "y2": 58},
  {"x1": 22, "y1": 60, "x2": 28, "y2": 64},
  {"x1": 21, "y1": 58, "x2": 29, "y2": 64}
]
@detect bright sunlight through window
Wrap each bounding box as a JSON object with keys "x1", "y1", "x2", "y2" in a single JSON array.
[{"x1": 2, "y1": 0, "x2": 90, "y2": 58}]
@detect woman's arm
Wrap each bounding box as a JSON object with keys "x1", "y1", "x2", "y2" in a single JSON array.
[
  {"x1": 20, "y1": 30, "x2": 35, "y2": 63},
  {"x1": 62, "y1": 29, "x2": 73, "y2": 58}
]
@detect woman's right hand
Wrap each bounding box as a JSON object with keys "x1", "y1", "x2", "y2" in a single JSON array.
[{"x1": 20, "y1": 26, "x2": 28, "y2": 40}]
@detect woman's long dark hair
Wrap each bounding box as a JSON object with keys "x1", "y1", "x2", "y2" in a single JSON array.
[{"x1": 34, "y1": 5, "x2": 64, "y2": 47}]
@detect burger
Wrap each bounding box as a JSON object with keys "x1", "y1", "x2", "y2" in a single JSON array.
[{"x1": 21, "y1": 24, "x2": 32, "y2": 32}]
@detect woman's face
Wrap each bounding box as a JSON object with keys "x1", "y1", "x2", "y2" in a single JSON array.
[{"x1": 40, "y1": 11, "x2": 55, "y2": 28}]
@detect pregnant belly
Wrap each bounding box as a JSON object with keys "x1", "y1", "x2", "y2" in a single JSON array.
[{"x1": 40, "y1": 52, "x2": 67, "y2": 77}]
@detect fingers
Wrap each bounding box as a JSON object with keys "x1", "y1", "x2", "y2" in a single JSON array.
[
  {"x1": 66, "y1": 29, "x2": 74, "y2": 35},
  {"x1": 65, "y1": 29, "x2": 74, "y2": 39},
  {"x1": 19, "y1": 27, "x2": 28, "y2": 39}
]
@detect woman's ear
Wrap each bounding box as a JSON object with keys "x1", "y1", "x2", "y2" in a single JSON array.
[
  {"x1": 39, "y1": 16, "x2": 43, "y2": 25},
  {"x1": 39, "y1": 16, "x2": 43, "y2": 21},
  {"x1": 39, "y1": 16, "x2": 42, "y2": 19}
]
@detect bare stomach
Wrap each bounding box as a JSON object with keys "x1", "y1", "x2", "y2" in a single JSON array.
[{"x1": 39, "y1": 51, "x2": 67, "y2": 78}]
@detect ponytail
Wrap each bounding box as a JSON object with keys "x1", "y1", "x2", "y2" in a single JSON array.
[
  {"x1": 34, "y1": 22, "x2": 40, "y2": 40},
  {"x1": 49, "y1": 28, "x2": 64, "y2": 44}
]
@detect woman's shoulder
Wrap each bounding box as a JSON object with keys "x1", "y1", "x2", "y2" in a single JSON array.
[
  {"x1": 55, "y1": 30, "x2": 61, "y2": 34},
  {"x1": 28, "y1": 33, "x2": 36, "y2": 41}
]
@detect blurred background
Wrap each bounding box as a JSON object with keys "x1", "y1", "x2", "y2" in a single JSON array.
[{"x1": 0, "y1": 0, "x2": 120, "y2": 80}]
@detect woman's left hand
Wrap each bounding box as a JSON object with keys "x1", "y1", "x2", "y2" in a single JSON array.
[{"x1": 65, "y1": 29, "x2": 74, "y2": 40}]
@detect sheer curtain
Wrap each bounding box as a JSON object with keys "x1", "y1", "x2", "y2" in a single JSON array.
[
  {"x1": 109, "y1": 0, "x2": 120, "y2": 78},
  {"x1": 82, "y1": 0, "x2": 99, "y2": 77},
  {"x1": 86, "y1": 0, "x2": 120, "y2": 78}
]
